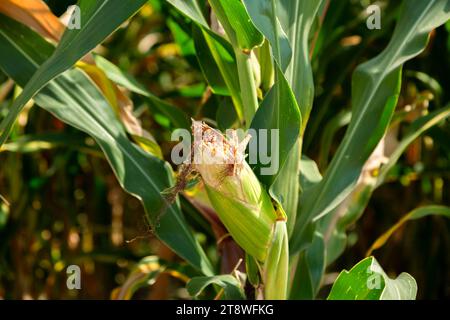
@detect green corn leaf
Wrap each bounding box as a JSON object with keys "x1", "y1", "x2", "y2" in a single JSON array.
[
  {"x1": 291, "y1": 157, "x2": 323, "y2": 258},
  {"x1": 216, "y1": 97, "x2": 239, "y2": 131},
  {"x1": 242, "y1": 0, "x2": 299, "y2": 235},
  {"x1": 192, "y1": 26, "x2": 245, "y2": 122},
  {"x1": 93, "y1": 55, "x2": 190, "y2": 130},
  {"x1": 242, "y1": 0, "x2": 292, "y2": 72},
  {"x1": 169, "y1": 0, "x2": 261, "y2": 127},
  {"x1": 243, "y1": 0, "x2": 321, "y2": 235},
  {"x1": 166, "y1": 0, "x2": 209, "y2": 29},
  {"x1": 245, "y1": 253, "x2": 260, "y2": 288},
  {"x1": 0, "y1": 14, "x2": 213, "y2": 276},
  {"x1": 167, "y1": 0, "x2": 248, "y2": 123},
  {"x1": 166, "y1": 0, "x2": 243, "y2": 114},
  {"x1": 327, "y1": 257, "x2": 417, "y2": 300},
  {"x1": 250, "y1": 66, "x2": 301, "y2": 233},
  {"x1": 208, "y1": 0, "x2": 264, "y2": 51},
  {"x1": 279, "y1": 0, "x2": 324, "y2": 126},
  {"x1": 93, "y1": 54, "x2": 151, "y2": 97},
  {"x1": 0, "y1": 0, "x2": 148, "y2": 146},
  {"x1": 167, "y1": 18, "x2": 196, "y2": 57},
  {"x1": 257, "y1": 40, "x2": 275, "y2": 91},
  {"x1": 187, "y1": 275, "x2": 245, "y2": 300},
  {"x1": 289, "y1": 232, "x2": 325, "y2": 300},
  {"x1": 299, "y1": 156, "x2": 323, "y2": 192},
  {"x1": 250, "y1": 66, "x2": 301, "y2": 187},
  {"x1": 207, "y1": 0, "x2": 264, "y2": 127},
  {"x1": 0, "y1": 192, "x2": 9, "y2": 231},
  {"x1": 322, "y1": 106, "x2": 450, "y2": 265},
  {"x1": 319, "y1": 184, "x2": 373, "y2": 267},
  {"x1": 288, "y1": 158, "x2": 322, "y2": 252},
  {"x1": 318, "y1": 110, "x2": 352, "y2": 170},
  {"x1": 192, "y1": 26, "x2": 230, "y2": 96},
  {"x1": 272, "y1": 0, "x2": 322, "y2": 239},
  {"x1": 291, "y1": 0, "x2": 450, "y2": 254},
  {"x1": 271, "y1": 141, "x2": 301, "y2": 235},
  {"x1": 277, "y1": 0, "x2": 323, "y2": 234},
  {"x1": 0, "y1": 133, "x2": 99, "y2": 155}
]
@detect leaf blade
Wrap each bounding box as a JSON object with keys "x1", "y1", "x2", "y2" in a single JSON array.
[
  {"x1": 0, "y1": 0, "x2": 148, "y2": 146},
  {"x1": 291, "y1": 0, "x2": 450, "y2": 253},
  {"x1": 0, "y1": 14, "x2": 213, "y2": 276},
  {"x1": 327, "y1": 257, "x2": 417, "y2": 300},
  {"x1": 187, "y1": 275, "x2": 245, "y2": 300}
]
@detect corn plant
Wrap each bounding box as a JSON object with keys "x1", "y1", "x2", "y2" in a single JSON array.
[{"x1": 0, "y1": 0, "x2": 449, "y2": 300}]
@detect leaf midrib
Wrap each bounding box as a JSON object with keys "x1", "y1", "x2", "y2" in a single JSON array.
[{"x1": 57, "y1": 0, "x2": 108, "y2": 51}]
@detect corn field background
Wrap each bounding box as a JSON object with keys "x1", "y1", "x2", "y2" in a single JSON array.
[{"x1": 0, "y1": 0, "x2": 449, "y2": 300}]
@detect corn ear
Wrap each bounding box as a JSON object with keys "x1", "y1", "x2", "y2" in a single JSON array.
[
  {"x1": 192, "y1": 121, "x2": 277, "y2": 261},
  {"x1": 191, "y1": 120, "x2": 288, "y2": 299}
]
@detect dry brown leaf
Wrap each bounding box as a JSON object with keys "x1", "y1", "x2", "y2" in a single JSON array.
[{"x1": 0, "y1": 0, "x2": 64, "y2": 42}]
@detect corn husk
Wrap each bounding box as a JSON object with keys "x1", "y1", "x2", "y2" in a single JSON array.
[
  {"x1": 263, "y1": 220, "x2": 289, "y2": 299},
  {"x1": 192, "y1": 120, "x2": 277, "y2": 261},
  {"x1": 191, "y1": 121, "x2": 288, "y2": 299}
]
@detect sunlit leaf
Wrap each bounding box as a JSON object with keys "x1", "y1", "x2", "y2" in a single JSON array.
[
  {"x1": 0, "y1": 0, "x2": 149, "y2": 146},
  {"x1": 328, "y1": 257, "x2": 417, "y2": 300}
]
